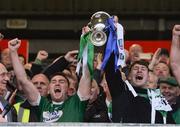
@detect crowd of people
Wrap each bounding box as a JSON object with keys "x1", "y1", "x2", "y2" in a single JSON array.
[{"x1": 0, "y1": 16, "x2": 179, "y2": 124}]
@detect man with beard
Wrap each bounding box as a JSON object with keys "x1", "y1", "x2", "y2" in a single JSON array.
[{"x1": 9, "y1": 38, "x2": 91, "y2": 122}]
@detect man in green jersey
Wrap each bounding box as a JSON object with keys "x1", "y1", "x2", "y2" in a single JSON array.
[{"x1": 8, "y1": 38, "x2": 92, "y2": 122}]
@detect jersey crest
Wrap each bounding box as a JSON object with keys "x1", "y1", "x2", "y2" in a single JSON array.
[{"x1": 43, "y1": 110, "x2": 63, "y2": 122}]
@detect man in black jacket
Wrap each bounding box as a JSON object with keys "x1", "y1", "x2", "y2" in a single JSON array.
[{"x1": 105, "y1": 54, "x2": 174, "y2": 123}]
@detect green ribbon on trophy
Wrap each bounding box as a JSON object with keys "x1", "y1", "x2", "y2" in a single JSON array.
[{"x1": 76, "y1": 32, "x2": 94, "y2": 79}]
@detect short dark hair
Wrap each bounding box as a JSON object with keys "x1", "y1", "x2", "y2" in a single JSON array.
[
  {"x1": 130, "y1": 60, "x2": 149, "y2": 71},
  {"x1": 49, "y1": 72, "x2": 70, "y2": 86}
]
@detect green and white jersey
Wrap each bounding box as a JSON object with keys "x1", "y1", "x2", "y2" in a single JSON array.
[{"x1": 36, "y1": 94, "x2": 87, "y2": 122}]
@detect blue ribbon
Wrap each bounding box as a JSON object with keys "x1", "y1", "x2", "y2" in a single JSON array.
[{"x1": 101, "y1": 17, "x2": 119, "y2": 71}]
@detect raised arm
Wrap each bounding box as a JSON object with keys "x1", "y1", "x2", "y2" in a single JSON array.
[
  {"x1": 105, "y1": 53, "x2": 126, "y2": 98},
  {"x1": 42, "y1": 50, "x2": 78, "y2": 78},
  {"x1": 77, "y1": 55, "x2": 91, "y2": 101},
  {"x1": 8, "y1": 38, "x2": 39, "y2": 103},
  {"x1": 170, "y1": 25, "x2": 180, "y2": 84},
  {"x1": 30, "y1": 50, "x2": 48, "y2": 75},
  {"x1": 148, "y1": 48, "x2": 161, "y2": 71}
]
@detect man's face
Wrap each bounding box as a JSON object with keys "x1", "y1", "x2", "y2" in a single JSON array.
[
  {"x1": 113, "y1": 16, "x2": 119, "y2": 23},
  {"x1": 49, "y1": 75, "x2": 69, "y2": 102},
  {"x1": 0, "y1": 72, "x2": 10, "y2": 96},
  {"x1": 154, "y1": 63, "x2": 170, "y2": 78},
  {"x1": 19, "y1": 56, "x2": 25, "y2": 65},
  {"x1": 1, "y1": 48, "x2": 12, "y2": 69},
  {"x1": 67, "y1": 76, "x2": 78, "y2": 96},
  {"x1": 129, "y1": 64, "x2": 149, "y2": 88},
  {"x1": 129, "y1": 45, "x2": 143, "y2": 63},
  {"x1": 89, "y1": 79, "x2": 99, "y2": 103},
  {"x1": 147, "y1": 72, "x2": 158, "y2": 89},
  {"x1": 32, "y1": 74, "x2": 49, "y2": 97},
  {"x1": 160, "y1": 83, "x2": 179, "y2": 105}
]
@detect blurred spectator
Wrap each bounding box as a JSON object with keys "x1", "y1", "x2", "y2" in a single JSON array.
[
  {"x1": 159, "y1": 77, "x2": 179, "y2": 105},
  {"x1": 158, "y1": 76, "x2": 180, "y2": 123},
  {"x1": 128, "y1": 44, "x2": 143, "y2": 64},
  {"x1": 122, "y1": 44, "x2": 143, "y2": 77},
  {"x1": 66, "y1": 74, "x2": 78, "y2": 97},
  {"x1": 62, "y1": 68, "x2": 78, "y2": 97},
  {"x1": 147, "y1": 72, "x2": 158, "y2": 89},
  {"x1": 18, "y1": 55, "x2": 26, "y2": 65},
  {"x1": 0, "y1": 63, "x2": 16, "y2": 122},
  {"x1": 1, "y1": 48, "x2": 12, "y2": 70},
  {"x1": 0, "y1": 63, "x2": 9, "y2": 97},
  {"x1": 32, "y1": 74, "x2": 49, "y2": 97},
  {"x1": 153, "y1": 62, "x2": 171, "y2": 79}
]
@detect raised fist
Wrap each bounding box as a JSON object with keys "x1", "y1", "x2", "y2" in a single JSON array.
[
  {"x1": 82, "y1": 26, "x2": 90, "y2": 35},
  {"x1": 8, "y1": 38, "x2": 21, "y2": 51},
  {"x1": 36, "y1": 50, "x2": 48, "y2": 61},
  {"x1": 64, "y1": 50, "x2": 78, "y2": 63},
  {"x1": 173, "y1": 25, "x2": 180, "y2": 36}
]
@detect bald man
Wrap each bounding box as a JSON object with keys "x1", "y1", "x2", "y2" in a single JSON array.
[
  {"x1": 1, "y1": 48, "x2": 12, "y2": 70},
  {"x1": 31, "y1": 73, "x2": 49, "y2": 97},
  {"x1": 0, "y1": 63, "x2": 15, "y2": 122},
  {"x1": 129, "y1": 44, "x2": 143, "y2": 64},
  {"x1": 0, "y1": 63, "x2": 9, "y2": 97}
]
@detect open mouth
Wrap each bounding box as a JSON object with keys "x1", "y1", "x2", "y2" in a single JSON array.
[
  {"x1": 135, "y1": 75, "x2": 143, "y2": 80},
  {"x1": 54, "y1": 88, "x2": 61, "y2": 93}
]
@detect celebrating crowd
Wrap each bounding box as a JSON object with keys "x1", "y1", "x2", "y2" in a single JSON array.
[{"x1": 0, "y1": 17, "x2": 180, "y2": 124}]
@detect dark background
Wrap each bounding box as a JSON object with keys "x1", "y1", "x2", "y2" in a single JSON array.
[{"x1": 0, "y1": 0, "x2": 180, "y2": 61}]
